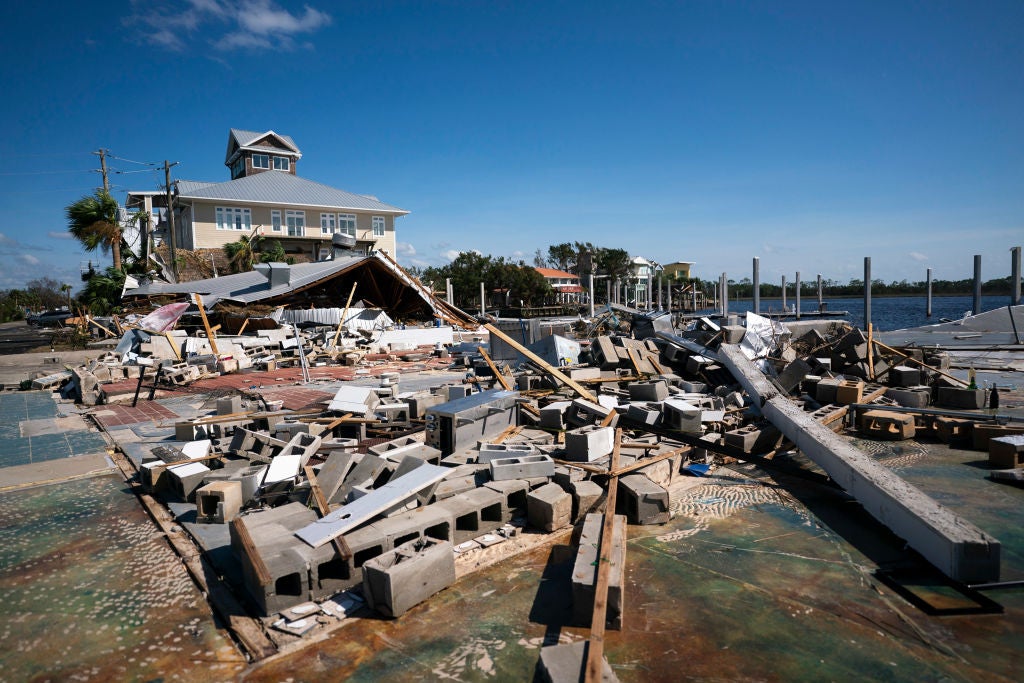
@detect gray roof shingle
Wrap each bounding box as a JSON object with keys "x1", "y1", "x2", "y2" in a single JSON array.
[{"x1": 176, "y1": 171, "x2": 408, "y2": 214}]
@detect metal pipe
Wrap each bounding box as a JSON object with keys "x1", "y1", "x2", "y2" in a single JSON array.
[{"x1": 845, "y1": 403, "x2": 1024, "y2": 425}]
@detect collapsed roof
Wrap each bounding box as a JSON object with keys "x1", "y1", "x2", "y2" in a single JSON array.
[{"x1": 122, "y1": 252, "x2": 476, "y2": 327}]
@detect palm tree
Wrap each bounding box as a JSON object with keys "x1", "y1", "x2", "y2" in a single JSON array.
[
  {"x1": 223, "y1": 231, "x2": 264, "y2": 273},
  {"x1": 66, "y1": 190, "x2": 122, "y2": 272}
]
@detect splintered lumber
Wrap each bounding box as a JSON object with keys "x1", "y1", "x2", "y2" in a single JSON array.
[
  {"x1": 484, "y1": 323, "x2": 597, "y2": 402},
  {"x1": 193, "y1": 294, "x2": 219, "y2": 356},
  {"x1": 585, "y1": 429, "x2": 624, "y2": 683},
  {"x1": 491, "y1": 424, "x2": 523, "y2": 444},
  {"x1": 478, "y1": 345, "x2": 513, "y2": 390},
  {"x1": 872, "y1": 338, "x2": 968, "y2": 387},
  {"x1": 163, "y1": 332, "x2": 182, "y2": 361}
]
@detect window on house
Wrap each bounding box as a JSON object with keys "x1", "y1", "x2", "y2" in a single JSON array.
[
  {"x1": 273, "y1": 156, "x2": 290, "y2": 171},
  {"x1": 271, "y1": 210, "x2": 282, "y2": 232},
  {"x1": 216, "y1": 206, "x2": 251, "y2": 231},
  {"x1": 252, "y1": 154, "x2": 270, "y2": 169},
  {"x1": 338, "y1": 213, "x2": 356, "y2": 237},
  {"x1": 372, "y1": 215, "x2": 386, "y2": 237},
  {"x1": 320, "y1": 212, "x2": 336, "y2": 235},
  {"x1": 230, "y1": 158, "x2": 244, "y2": 178},
  {"x1": 285, "y1": 210, "x2": 305, "y2": 236}
]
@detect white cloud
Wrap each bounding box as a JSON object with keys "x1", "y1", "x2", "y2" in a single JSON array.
[
  {"x1": 441, "y1": 250, "x2": 461, "y2": 261},
  {"x1": 48, "y1": 231, "x2": 74, "y2": 240},
  {"x1": 510, "y1": 250, "x2": 525, "y2": 259},
  {"x1": 21, "y1": 254, "x2": 40, "y2": 266},
  {"x1": 0, "y1": 233, "x2": 15, "y2": 245},
  {"x1": 396, "y1": 242, "x2": 416, "y2": 256},
  {"x1": 909, "y1": 251, "x2": 928, "y2": 262},
  {"x1": 126, "y1": 0, "x2": 331, "y2": 52}
]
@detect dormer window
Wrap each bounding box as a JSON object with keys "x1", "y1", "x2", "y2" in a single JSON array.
[
  {"x1": 252, "y1": 154, "x2": 270, "y2": 169},
  {"x1": 273, "y1": 156, "x2": 290, "y2": 171}
]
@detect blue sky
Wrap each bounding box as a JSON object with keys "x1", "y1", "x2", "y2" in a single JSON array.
[{"x1": 1, "y1": 1, "x2": 1021, "y2": 292}]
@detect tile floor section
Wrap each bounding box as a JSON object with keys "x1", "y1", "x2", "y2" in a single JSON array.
[{"x1": 0, "y1": 392, "x2": 109, "y2": 469}]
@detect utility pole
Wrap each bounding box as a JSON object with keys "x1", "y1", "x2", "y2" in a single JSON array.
[
  {"x1": 164, "y1": 160, "x2": 180, "y2": 282},
  {"x1": 92, "y1": 149, "x2": 110, "y2": 192}
]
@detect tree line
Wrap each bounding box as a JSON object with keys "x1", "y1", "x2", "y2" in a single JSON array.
[{"x1": 704, "y1": 276, "x2": 1020, "y2": 299}]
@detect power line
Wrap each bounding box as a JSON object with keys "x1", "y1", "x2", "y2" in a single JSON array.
[{"x1": 108, "y1": 154, "x2": 157, "y2": 166}]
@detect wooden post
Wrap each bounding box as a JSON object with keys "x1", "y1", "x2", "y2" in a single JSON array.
[
  {"x1": 866, "y1": 323, "x2": 875, "y2": 381},
  {"x1": 585, "y1": 428, "x2": 623, "y2": 683},
  {"x1": 484, "y1": 323, "x2": 596, "y2": 401},
  {"x1": 304, "y1": 465, "x2": 352, "y2": 560},
  {"x1": 193, "y1": 294, "x2": 219, "y2": 356},
  {"x1": 332, "y1": 282, "x2": 359, "y2": 348},
  {"x1": 163, "y1": 332, "x2": 182, "y2": 361}
]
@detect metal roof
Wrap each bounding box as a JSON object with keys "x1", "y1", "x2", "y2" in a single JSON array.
[
  {"x1": 227, "y1": 129, "x2": 300, "y2": 156},
  {"x1": 124, "y1": 256, "x2": 370, "y2": 307},
  {"x1": 176, "y1": 171, "x2": 409, "y2": 214}
]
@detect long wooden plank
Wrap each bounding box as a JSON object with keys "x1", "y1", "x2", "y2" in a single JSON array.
[
  {"x1": 484, "y1": 323, "x2": 596, "y2": 402},
  {"x1": 872, "y1": 338, "x2": 968, "y2": 387},
  {"x1": 332, "y1": 282, "x2": 359, "y2": 348},
  {"x1": 491, "y1": 425, "x2": 523, "y2": 444},
  {"x1": 231, "y1": 517, "x2": 272, "y2": 586},
  {"x1": 193, "y1": 294, "x2": 219, "y2": 356},
  {"x1": 585, "y1": 428, "x2": 623, "y2": 683},
  {"x1": 477, "y1": 345, "x2": 513, "y2": 390}
]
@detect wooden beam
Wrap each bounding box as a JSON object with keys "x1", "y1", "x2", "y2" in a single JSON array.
[
  {"x1": 193, "y1": 294, "x2": 219, "y2": 356},
  {"x1": 867, "y1": 323, "x2": 875, "y2": 381},
  {"x1": 332, "y1": 282, "x2": 359, "y2": 348},
  {"x1": 585, "y1": 428, "x2": 623, "y2": 683},
  {"x1": 625, "y1": 347, "x2": 646, "y2": 377},
  {"x1": 491, "y1": 425, "x2": 523, "y2": 444},
  {"x1": 477, "y1": 346, "x2": 513, "y2": 390},
  {"x1": 484, "y1": 323, "x2": 596, "y2": 402},
  {"x1": 163, "y1": 332, "x2": 182, "y2": 361},
  {"x1": 237, "y1": 318, "x2": 250, "y2": 335},
  {"x1": 86, "y1": 315, "x2": 117, "y2": 338},
  {"x1": 230, "y1": 517, "x2": 272, "y2": 586},
  {"x1": 303, "y1": 465, "x2": 352, "y2": 560},
  {"x1": 819, "y1": 384, "x2": 888, "y2": 427}
]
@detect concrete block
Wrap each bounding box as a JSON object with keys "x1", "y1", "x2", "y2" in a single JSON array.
[
  {"x1": 989, "y1": 435, "x2": 1024, "y2": 469},
  {"x1": 477, "y1": 442, "x2": 537, "y2": 464},
  {"x1": 166, "y1": 461, "x2": 211, "y2": 502},
  {"x1": 777, "y1": 359, "x2": 812, "y2": 393},
  {"x1": 816, "y1": 377, "x2": 842, "y2": 404},
  {"x1": 572, "y1": 512, "x2": 626, "y2": 630},
  {"x1": 527, "y1": 482, "x2": 572, "y2": 532},
  {"x1": 490, "y1": 454, "x2": 556, "y2": 481},
  {"x1": 935, "y1": 417, "x2": 974, "y2": 444},
  {"x1": 565, "y1": 398, "x2": 616, "y2": 428},
  {"x1": 361, "y1": 537, "x2": 455, "y2": 618},
  {"x1": 196, "y1": 480, "x2": 242, "y2": 523},
  {"x1": 617, "y1": 474, "x2": 669, "y2": 525},
  {"x1": 835, "y1": 379, "x2": 865, "y2": 405},
  {"x1": 563, "y1": 425, "x2": 615, "y2": 462},
  {"x1": 937, "y1": 387, "x2": 985, "y2": 410},
  {"x1": 538, "y1": 641, "x2": 620, "y2": 683},
  {"x1": 858, "y1": 409, "x2": 916, "y2": 440},
  {"x1": 972, "y1": 424, "x2": 1024, "y2": 451},
  {"x1": 569, "y1": 480, "x2": 603, "y2": 522},
  {"x1": 723, "y1": 423, "x2": 782, "y2": 454},
  {"x1": 884, "y1": 386, "x2": 931, "y2": 408},
  {"x1": 662, "y1": 398, "x2": 702, "y2": 433},
  {"x1": 627, "y1": 380, "x2": 669, "y2": 402},
  {"x1": 625, "y1": 402, "x2": 662, "y2": 426},
  {"x1": 539, "y1": 400, "x2": 572, "y2": 430},
  {"x1": 484, "y1": 479, "x2": 530, "y2": 519},
  {"x1": 217, "y1": 395, "x2": 243, "y2": 415},
  {"x1": 679, "y1": 380, "x2": 706, "y2": 393}
]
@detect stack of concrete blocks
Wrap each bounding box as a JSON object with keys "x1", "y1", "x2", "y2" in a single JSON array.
[
  {"x1": 261, "y1": 432, "x2": 322, "y2": 497},
  {"x1": 889, "y1": 365, "x2": 924, "y2": 387},
  {"x1": 989, "y1": 435, "x2": 1024, "y2": 469},
  {"x1": 166, "y1": 461, "x2": 212, "y2": 502},
  {"x1": 564, "y1": 425, "x2": 615, "y2": 462},
  {"x1": 662, "y1": 398, "x2": 702, "y2": 433},
  {"x1": 617, "y1": 474, "x2": 669, "y2": 525},
  {"x1": 400, "y1": 391, "x2": 446, "y2": 420},
  {"x1": 66, "y1": 367, "x2": 103, "y2": 406},
  {"x1": 424, "y1": 389, "x2": 521, "y2": 456},
  {"x1": 777, "y1": 358, "x2": 813, "y2": 394},
  {"x1": 527, "y1": 482, "x2": 572, "y2": 532},
  {"x1": 312, "y1": 451, "x2": 357, "y2": 505},
  {"x1": 228, "y1": 427, "x2": 287, "y2": 463},
  {"x1": 362, "y1": 537, "x2": 456, "y2": 618},
  {"x1": 490, "y1": 454, "x2": 556, "y2": 482},
  {"x1": 335, "y1": 454, "x2": 392, "y2": 504},
  {"x1": 432, "y1": 464, "x2": 487, "y2": 501},
  {"x1": 195, "y1": 480, "x2": 243, "y2": 523},
  {"x1": 972, "y1": 424, "x2": 1024, "y2": 451},
  {"x1": 161, "y1": 362, "x2": 202, "y2": 385},
  {"x1": 572, "y1": 512, "x2": 626, "y2": 630}
]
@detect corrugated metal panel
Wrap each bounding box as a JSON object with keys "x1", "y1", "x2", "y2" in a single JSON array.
[
  {"x1": 175, "y1": 171, "x2": 408, "y2": 214},
  {"x1": 282, "y1": 307, "x2": 394, "y2": 331},
  {"x1": 125, "y1": 256, "x2": 369, "y2": 307}
]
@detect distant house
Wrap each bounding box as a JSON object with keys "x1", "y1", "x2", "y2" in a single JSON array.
[
  {"x1": 535, "y1": 267, "x2": 583, "y2": 303},
  {"x1": 663, "y1": 261, "x2": 695, "y2": 280},
  {"x1": 127, "y1": 129, "x2": 408, "y2": 263}
]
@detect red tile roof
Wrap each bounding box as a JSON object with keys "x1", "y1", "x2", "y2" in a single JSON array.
[{"x1": 534, "y1": 267, "x2": 578, "y2": 279}]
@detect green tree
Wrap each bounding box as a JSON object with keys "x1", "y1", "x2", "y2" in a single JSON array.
[
  {"x1": 66, "y1": 190, "x2": 123, "y2": 272},
  {"x1": 224, "y1": 232, "x2": 263, "y2": 273},
  {"x1": 78, "y1": 267, "x2": 125, "y2": 316}
]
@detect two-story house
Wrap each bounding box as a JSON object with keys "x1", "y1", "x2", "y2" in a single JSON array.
[
  {"x1": 128, "y1": 129, "x2": 408, "y2": 263},
  {"x1": 534, "y1": 267, "x2": 583, "y2": 303}
]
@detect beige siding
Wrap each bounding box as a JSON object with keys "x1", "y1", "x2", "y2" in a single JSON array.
[{"x1": 186, "y1": 200, "x2": 401, "y2": 255}]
